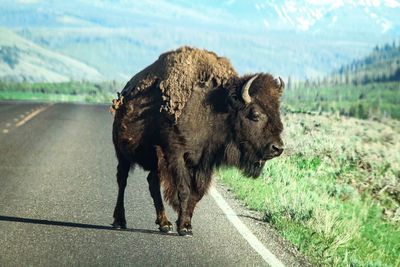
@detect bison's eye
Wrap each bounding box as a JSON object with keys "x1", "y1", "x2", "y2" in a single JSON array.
[{"x1": 248, "y1": 110, "x2": 265, "y2": 122}]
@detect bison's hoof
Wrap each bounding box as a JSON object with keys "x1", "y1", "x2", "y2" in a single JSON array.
[
  {"x1": 159, "y1": 223, "x2": 173, "y2": 233},
  {"x1": 156, "y1": 218, "x2": 173, "y2": 233},
  {"x1": 178, "y1": 228, "x2": 193, "y2": 237},
  {"x1": 112, "y1": 220, "x2": 127, "y2": 229}
]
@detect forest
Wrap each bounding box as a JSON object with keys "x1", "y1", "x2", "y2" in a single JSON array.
[{"x1": 283, "y1": 40, "x2": 400, "y2": 120}]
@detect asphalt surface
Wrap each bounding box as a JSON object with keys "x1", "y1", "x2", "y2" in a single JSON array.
[{"x1": 0, "y1": 101, "x2": 311, "y2": 267}]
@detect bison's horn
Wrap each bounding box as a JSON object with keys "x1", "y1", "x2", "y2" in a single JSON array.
[
  {"x1": 276, "y1": 76, "x2": 285, "y2": 90},
  {"x1": 241, "y1": 74, "x2": 259, "y2": 104}
]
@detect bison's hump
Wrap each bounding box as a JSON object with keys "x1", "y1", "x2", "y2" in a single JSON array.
[{"x1": 121, "y1": 46, "x2": 238, "y2": 122}]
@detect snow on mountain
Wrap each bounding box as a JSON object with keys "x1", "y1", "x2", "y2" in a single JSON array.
[{"x1": 257, "y1": 0, "x2": 400, "y2": 34}]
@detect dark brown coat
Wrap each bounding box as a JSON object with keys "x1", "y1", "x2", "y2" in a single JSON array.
[{"x1": 111, "y1": 47, "x2": 285, "y2": 236}]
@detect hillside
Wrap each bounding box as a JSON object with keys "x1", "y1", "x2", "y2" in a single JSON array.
[
  {"x1": 284, "y1": 41, "x2": 400, "y2": 120},
  {"x1": 0, "y1": 28, "x2": 103, "y2": 82},
  {"x1": 283, "y1": 82, "x2": 400, "y2": 119},
  {"x1": 219, "y1": 112, "x2": 400, "y2": 266},
  {"x1": 1, "y1": 1, "x2": 399, "y2": 80},
  {"x1": 17, "y1": 27, "x2": 372, "y2": 81},
  {"x1": 335, "y1": 41, "x2": 400, "y2": 85}
]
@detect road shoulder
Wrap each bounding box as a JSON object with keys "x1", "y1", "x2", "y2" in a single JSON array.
[{"x1": 213, "y1": 181, "x2": 313, "y2": 267}]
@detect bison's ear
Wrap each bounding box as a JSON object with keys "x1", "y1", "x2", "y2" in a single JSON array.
[{"x1": 274, "y1": 77, "x2": 285, "y2": 96}]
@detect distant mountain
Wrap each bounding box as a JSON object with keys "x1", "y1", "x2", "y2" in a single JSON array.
[
  {"x1": 0, "y1": 28, "x2": 103, "y2": 82},
  {"x1": 289, "y1": 40, "x2": 400, "y2": 87},
  {"x1": 0, "y1": 1, "x2": 399, "y2": 81}
]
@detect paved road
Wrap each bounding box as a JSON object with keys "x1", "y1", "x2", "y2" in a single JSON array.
[{"x1": 0, "y1": 101, "x2": 310, "y2": 267}]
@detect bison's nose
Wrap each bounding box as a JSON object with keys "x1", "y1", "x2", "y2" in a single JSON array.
[{"x1": 270, "y1": 142, "x2": 284, "y2": 157}]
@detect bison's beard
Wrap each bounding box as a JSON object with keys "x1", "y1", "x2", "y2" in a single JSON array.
[
  {"x1": 224, "y1": 143, "x2": 265, "y2": 178},
  {"x1": 240, "y1": 158, "x2": 265, "y2": 178}
]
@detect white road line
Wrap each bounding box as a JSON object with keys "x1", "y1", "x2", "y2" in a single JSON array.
[
  {"x1": 15, "y1": 106, "x2": 47, "y2": 127},
  {"x1": 2, "y1": 129, "x2": 9, "y2": 134},
  {"x1": 210, "y1": 186, "x2": 285, "y2": 267}
]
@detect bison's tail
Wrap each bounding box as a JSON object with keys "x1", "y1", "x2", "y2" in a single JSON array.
[{"x1": 155, "y1": 146, "x2": 179, "y2": 211}]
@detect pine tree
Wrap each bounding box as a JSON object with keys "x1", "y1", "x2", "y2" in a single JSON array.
[{"x1": 287, "y1": 76, "x2": 292, "y2": 90}]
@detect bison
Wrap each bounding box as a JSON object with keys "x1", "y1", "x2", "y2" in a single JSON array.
[{"x1": 111, "y1": 47, "x2": 284, "y2": 236}]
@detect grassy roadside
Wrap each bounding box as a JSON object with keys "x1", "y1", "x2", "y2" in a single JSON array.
[
  {"x1": 0, "y1": 81, "x2": 120, "y2": 104},
  {"x1": 0, "y1": 91, "x2": 112, "y2": 103},
  {"x1": 218, "y1": 113, "x2": 400, "y2": 266}
]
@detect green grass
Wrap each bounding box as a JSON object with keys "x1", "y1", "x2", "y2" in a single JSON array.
[{"x1": 218, "y1": 113, "x2": 400, "y2": 266}]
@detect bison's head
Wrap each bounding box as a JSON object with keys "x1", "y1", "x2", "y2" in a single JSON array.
[{"x1": 229, "y1": 73, "x2": 284, "y2": 178}]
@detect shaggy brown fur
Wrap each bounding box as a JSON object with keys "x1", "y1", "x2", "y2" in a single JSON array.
[
  {"x1": 120, "y1": 46, "x2": 237, "y2": 122},
  {"x1": 156, "y1": 145, "x2": 179, "y2": 211}
]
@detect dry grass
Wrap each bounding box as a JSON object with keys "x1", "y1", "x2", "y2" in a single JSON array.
[{"x1": 283, "y1": 113, "x2": 400, "y2": 218}]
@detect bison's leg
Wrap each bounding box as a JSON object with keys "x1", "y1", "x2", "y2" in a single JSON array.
[
  {"x1": 163, "y1": 148, "x2": 192, "y2": 236},
  {"x1": 184, "y1": 175, "x2": 209, "y2": 234},
  {"x1": 188, "y1": 192, "x2": 204, "y2": 220},
  {"x1": 112, "y1": 155, "x2": 130, "y2": 229},
  {"x1": 147, "y1": 171, "x2": 173, "y2": 233},
  {"x1": 183, "y1": 192, "x2": 203, "y2": 232},
  {"x1": 176, "y1": 184, "x2": 192, "y2": 236},
  {"x1": 173, "y1": 164, "x2": 193, "y2": 236}
]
